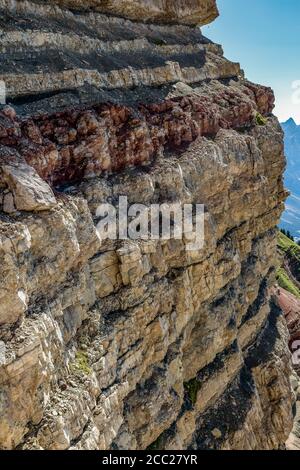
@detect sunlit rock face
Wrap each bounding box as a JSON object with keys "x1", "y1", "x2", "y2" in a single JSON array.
[
  {"x1": 0, "y1": 0, "x2": 294, "y2": 450},
  {"x1": 32, "y1": 0, "x2": 219, "y2": 25}
]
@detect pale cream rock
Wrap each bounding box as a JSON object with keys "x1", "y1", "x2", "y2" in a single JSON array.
[
  {"x1": 3, "y1": 192, "x2": 16, "y2": 214},
  {"x1": 33, "y1": 0, "x2": 219, "y2": 26},
  {"x1": 2, "y1": 163, "x2": 57, "y2": 212}
]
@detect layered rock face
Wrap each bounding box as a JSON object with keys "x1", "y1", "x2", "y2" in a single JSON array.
[
  {"x1": 0, "y1": 0, "x2": 294, "y2": 450},
  {"x1": 273, "y1": 234, "x2": 300, "y2": 450},
  {"x1": 32, "y1": 0, "x2": 219, "y2": 25}
]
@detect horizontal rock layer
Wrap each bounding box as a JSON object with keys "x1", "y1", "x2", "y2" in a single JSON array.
[
  {"x1": 0, "y1": 0, "x2": 229, "y2": 101},
  {"x1": 28, "y1": 0, "x2": 218, "y2": 25},
  {"x1": 0, "y1": 79, "x2": 274, "y2": 186},
  {"x1": 32, "y1": 0, "x2": 219, "y2": 25},
  {"x1": 0, "y1": 0, "x2": 294, "y2": 450}
]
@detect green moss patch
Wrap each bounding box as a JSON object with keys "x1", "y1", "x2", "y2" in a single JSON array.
[
  {"x1": 184, "y1": 378, "x2": 201, "y2": 406},
  {"x1": 255, "y1": 113, "x2": 267, "y2": 126},
  {"x1": 71, "y1": 350, "x2": 92, "y2": 376}
]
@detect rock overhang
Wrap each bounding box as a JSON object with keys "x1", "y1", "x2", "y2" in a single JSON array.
[{"x1": 32, "y1": 0, "x2": 219, "y2": 26}]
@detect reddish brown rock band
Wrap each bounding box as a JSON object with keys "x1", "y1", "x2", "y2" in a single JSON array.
[{"x1": 0, "y1": 81, "x2": 274, "y2": 186}]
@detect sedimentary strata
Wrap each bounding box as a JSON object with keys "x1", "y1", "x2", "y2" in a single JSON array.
[{"x1": 0, "y1": 0, "x2": 294, "y2": 450}]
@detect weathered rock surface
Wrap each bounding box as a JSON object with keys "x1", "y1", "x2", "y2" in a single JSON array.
[
  {"x1": 272, "y1": 288, "x2": 300, "y2": 451},
  {"x1": 33, "y1": 0, "x2": 219, "y2": 26},
  {"x1": 2, "y1": 161, "x2": 57, "y2": 212},
  {"x1": 0, "y1": 0, "x2": 294, "y2": 450}
]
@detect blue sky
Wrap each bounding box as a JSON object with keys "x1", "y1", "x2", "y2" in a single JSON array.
[{"x1": 202, "y1": 0, "x2": 300, "y2": 124}]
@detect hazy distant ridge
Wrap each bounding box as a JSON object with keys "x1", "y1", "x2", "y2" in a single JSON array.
[{"x1": 280, "y1": 118, "x2": 300, "y2": 237}]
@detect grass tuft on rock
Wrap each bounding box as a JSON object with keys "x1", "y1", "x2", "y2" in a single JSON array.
[
  {"x1": 71, "y1": 350, "x2": 92, "y2": 376},
  {"x1": 255, "y1": 113, "x2": 267, "y2": 126},
  {"x1": 184, "y1": 378, "x2": 201, "y2": 405}
]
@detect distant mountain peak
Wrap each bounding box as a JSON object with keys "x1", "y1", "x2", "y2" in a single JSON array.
[
  {"x1": 280, "y1": 115, "x2": 300, "y2": 238},
  {"x1": 282, "y1": 117, "x2": 298, "y2": 129},
  {"x1": 286, "y1": 117, "x2": 297, "y2": 125}
]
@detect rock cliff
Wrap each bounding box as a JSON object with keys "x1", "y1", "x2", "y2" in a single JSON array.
[
  {"x1": 273, "y1": 233, "x2": 300, "y2": 450},
  {"x1": 0, "y1": 0, "x2": 294, "y2": 450}
]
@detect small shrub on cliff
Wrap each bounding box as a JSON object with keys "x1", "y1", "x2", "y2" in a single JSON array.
[
  {"x1": 71, "y1": 350, "x2": 92, "y2": 376},
  {"x1": 147, "y1": 434, "x2": 164, "y2": 450},
  {"x1": 184, "y1": 378, "x2": 201, "y2": 405},
  {"x1": 255, "y1": 113, "x2": 267, "y2": 126}
]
